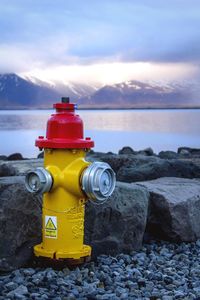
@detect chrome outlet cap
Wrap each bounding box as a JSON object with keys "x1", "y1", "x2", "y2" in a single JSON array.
[
  {"x1": 82, "y1": 162, "x2": 116, "y2": 202},
  {"x1": 25, "y1": 167, "x2": 53, "y2": 194}
]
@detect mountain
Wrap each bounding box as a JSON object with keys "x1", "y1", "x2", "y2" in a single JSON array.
[
  {"x1": 0, "y1": 74, "x2": 61, "y2": 109},
  {"x1": 0, "y1": 74, "x2": 199, "y2": 109},
  {"x1": 23, "y1": 75, "x2": 99, "y2": 99},
  {"x1": 78, "y1": 80, "x2": 200, "y2": 108},
  {"x1": 0, "y1": 74, "x2": 98, "y2": 109}
]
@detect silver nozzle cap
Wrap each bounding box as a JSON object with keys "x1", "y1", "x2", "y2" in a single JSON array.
[
  {"x1": 25, "y1": 167, "x2": 53, "y2": 194},
  {"x1": 82, "y1": 162, "x2": 116, "y2": 202}
]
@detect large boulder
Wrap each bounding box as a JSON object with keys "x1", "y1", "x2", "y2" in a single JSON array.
[
  {"x1": 137, "y1": 147, "x2": 154, "y2": 156},
  {"x1": 136, "y1": 177, "x2": 200, "y2": 242},
  {"x1": 178, "y1": 147, "x2": 200, "y2": 157},
  {"x1": 118, "y1": 146, "x2": 137, "y2": 155},
  {"x1": 0, "y1": 176, "x2": 41, "y2": 272},
  {"x1": 0, "y1": 159, "x2": 43, "y2": 176},
  {"x1": 2, "y1": 153, "x2": 200, "y2": 181},
  {"x1": 0, "y1": 164, "x2": 17, "y2": 177},
  {"x1": 158, "y1": 150, "x2": 178, "y2": 159},
  {"x1": 0, "y1": 177, "x2": 149, "y2": 271},
  {"x1": 88, "y1": 152, "x2": 200, "y2": 182},
  {"x1": 85, "y1": 182, "x2": 149, "y2": 257},
  {"x1": 118, "y1": 147, "x2": 154, "y2": 156},
  {"x1": 117, "y1": 157, "x2": 200, "y2": 182},
  {"x1": 7, "y1": 153, "x2": 24, "y2": 161},
  {"x1": 0, "y1": 155, "x2": 7, "y2": 161}
]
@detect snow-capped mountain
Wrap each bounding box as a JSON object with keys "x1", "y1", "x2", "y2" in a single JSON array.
[
  {"x1": 78, "y1": 80, "x2": 199, "y2": 108},
  {"x1": 0, "y1": 74, "x2": 98, "y2": 109},
  {"x1": 23, "y1": 75, "x2": 99, "y2": 98},
  {"x1": 0, "y1": 74, "x2": 199, "y2": 109},
  {"x1": 0, "y1": 74, "x2": 61, "y2": 108}
]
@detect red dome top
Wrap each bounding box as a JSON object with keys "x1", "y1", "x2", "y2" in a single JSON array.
[{"x1": 35, "y1": 100, "x2": 94, "y2": 149}]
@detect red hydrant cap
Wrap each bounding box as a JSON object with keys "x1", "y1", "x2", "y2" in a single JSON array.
[{"x1": 35, "y1": 99, "x2": 94, "y2": 149}]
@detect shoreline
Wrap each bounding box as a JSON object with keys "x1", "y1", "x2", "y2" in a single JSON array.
[{"x1": 1, "y1": 106, "x2": 200, "y2": 111}]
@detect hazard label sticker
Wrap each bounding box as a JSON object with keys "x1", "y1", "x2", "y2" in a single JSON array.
[{"x1": 45, "y1": 216, "x2": 57, "y2": 239}]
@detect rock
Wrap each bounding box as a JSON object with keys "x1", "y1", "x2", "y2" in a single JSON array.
[
  {"x1": 136, "y1": 177, "x2": 200, "y2": 242},
  {"x1": 178, "y1": 147, "x2": 200, "y2": 157},
  {"x1": 7, "y1": 153, "x2": 24, "y2": 161},
  {"x1": 0, "y1": 164, "x2": 17, "y2": 177},
  {"x1": 138, "y1": 147, "x2": 154, "y2": 156},
  {"x1": 117, "y1": 157, "x2": 200, "y2": 182},
  {"x1": 87, "y1": 152, "x2": 135, "y2": 175},
  {"x1": 158, "y1": 151, "x2": 178, "y2": 159},
  {"x1": 0, "y1": 155, "x2": 7, "y2": 161},
  {"x1": 0, "y1": 176, "x2": 42, "y2": 271},
  {"x1": 118, "y1": 147, "x2": 154, "y2": 156},
  {"x1": 7, "y1": 284, "x2": 28, "y2": 299},
  {"x1": 118, "y1": 147, "x2": 136, "y2": 155},
  {"x1": 0, "y1": 159, "x2": 43, "y2": 176},
  {"x1": 37, "y1": 152, "x2": 44, "y2": 159},
  {"x1": 85, "y1": 182, "x2": 149, "y2": 257},
  {"x1": 13, "y1": 284, "x2": 28, "y2": 295},
  {"x1": 178, "y1": 148, "x2": 191, "y2": 157},
  {"x1": 5, "y1": 282, "x2": 18, "y2": 291},
  {"x1": 88, "y1": 152, "x2": 200, "y2": 182},
  {"x1": 2, "y1": 152, "x2": 200, "y2": 182}
]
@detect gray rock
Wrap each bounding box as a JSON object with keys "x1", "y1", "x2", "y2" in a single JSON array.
[
  {"x1": 0, "y1": 159, "x2": 43, "y2": 176},
  {"x1": 2, "y1": 153, "x2": 200, "y2": 182},
  {"x1": 2, "y1": 238, "x2": 200, "y2": 298},
  {"x1": 13, "y1": 285, "x2": 28, "y2": 295},
  {"x1": 7, "y1": 285, "x2": 28, "y2": 299},
  {"x1": 5, "y1": 282, "x2": 18, "y2": 291},
  {"x1": 158, "y1": 151, "x2": 178, "y2": 159},
  {"x1": 0, "y1": 163, "x2": 17, "y2": 177},
  {"x1": 137, "y1": 147, "x2": 154, "y2": 156},
  {"x1": 89, "y1": 151, "x2": 200, "y2": 182},
  {"x1": 136, "y1": 177, "x2": 200, "y2": 241},
  {"x1": 178, "y1": 149, "x2": 191, "y2": 157},
  {"x1": 30, "y1": 293, "x2": 41, "y2": 298},
  {"x1": 117, "y1": 156, "x2": 200, "y2": 182},
  {"x1": 0, "y1": 176, "x2": 42, "y2": 271},
  {"x1": 118, "y1": 147, "x2": 136, "y2": 155},
  {"x1": 37, "y1": 152, "x2": 44, "y2": 159},
  {"x1": 178, "y1": 147, "x2": 200, "y2": 156},
  {"x1": 0, "y1": 155, "x2": 7, "y2": 161},
  {"x1": 7, "y1": 153, "x2": 24, "y2": 161},
  {"x1": 85, "y1": 182, "x2": 149, "y2": 257}
]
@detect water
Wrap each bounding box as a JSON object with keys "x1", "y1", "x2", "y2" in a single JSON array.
[{"x1": 0, "y1": 109, "x2": 200, "y2": 158}]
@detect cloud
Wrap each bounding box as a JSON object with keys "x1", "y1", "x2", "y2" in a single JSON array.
[
  {"x1": 20, "y1": 62, "x2": 198, "y2": 85},
  {"x1": 0, "y1": 0, "x2": 200, "y2": 76}
]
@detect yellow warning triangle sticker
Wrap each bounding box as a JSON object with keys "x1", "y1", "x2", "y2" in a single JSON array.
[{"x1": 46, "y1": 217, "x2": 57, "y2": 230}]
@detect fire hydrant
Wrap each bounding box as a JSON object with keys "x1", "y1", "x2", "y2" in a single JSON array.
[{"x1": 25, "y1": 97, "x2": 116, "y2": 264}]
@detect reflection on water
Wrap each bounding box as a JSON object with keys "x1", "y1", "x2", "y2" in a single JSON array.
[{"x1": 0, "y1": 109, "x2": 200, "y2": 157}]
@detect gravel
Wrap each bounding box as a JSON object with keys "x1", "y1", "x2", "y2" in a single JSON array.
[{"x1": 1, "y1": 240, "x2": 200, "y2": 299}]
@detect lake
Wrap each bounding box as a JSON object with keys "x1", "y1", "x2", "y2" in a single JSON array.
[{"x1": 0, "y1": 109, "x2": 200, "y2": 158}]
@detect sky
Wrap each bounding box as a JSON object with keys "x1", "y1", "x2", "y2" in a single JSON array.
[{"x1": 0, "y1": 0, "x2": 199, "y2": 85}]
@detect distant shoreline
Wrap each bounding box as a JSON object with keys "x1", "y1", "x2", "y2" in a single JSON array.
[{"x1": 1, "y1": 106, "x2": 200, "y2": 111}]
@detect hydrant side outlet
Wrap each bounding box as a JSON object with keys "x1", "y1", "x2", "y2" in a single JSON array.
[{"x1": 25, "y1": 98, "x2": 116, "y2": 264}]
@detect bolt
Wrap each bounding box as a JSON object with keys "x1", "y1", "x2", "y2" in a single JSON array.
[{"x1": 61, "y1": 97, "x2": 70, "y2": 103}]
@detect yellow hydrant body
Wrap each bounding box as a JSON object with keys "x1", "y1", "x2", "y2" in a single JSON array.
[
  {"x1": 34, "y1": 149, "x2": 91, "y2": 261},
  {"x1": 25, "y1": 98, "x2": 116, "y2": 264}
]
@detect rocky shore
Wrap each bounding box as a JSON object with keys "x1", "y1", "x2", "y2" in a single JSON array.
[
  {"x1": 1, "y1": 146, "x2": 200, "y2": 299},
  {"x1": 1, "y1": 240, "x2": 200, "y2": 300},
  {"x1": 1, "y1": 146, "x2": 200, "y2": 181}
]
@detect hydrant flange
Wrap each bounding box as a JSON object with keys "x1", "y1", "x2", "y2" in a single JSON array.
[
  {"x1": 25, "y1": 167, "x2": 53, "y2": 194},
  {"x1": 82, "y1": 161, "x2": 116, "y2": 202}
]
